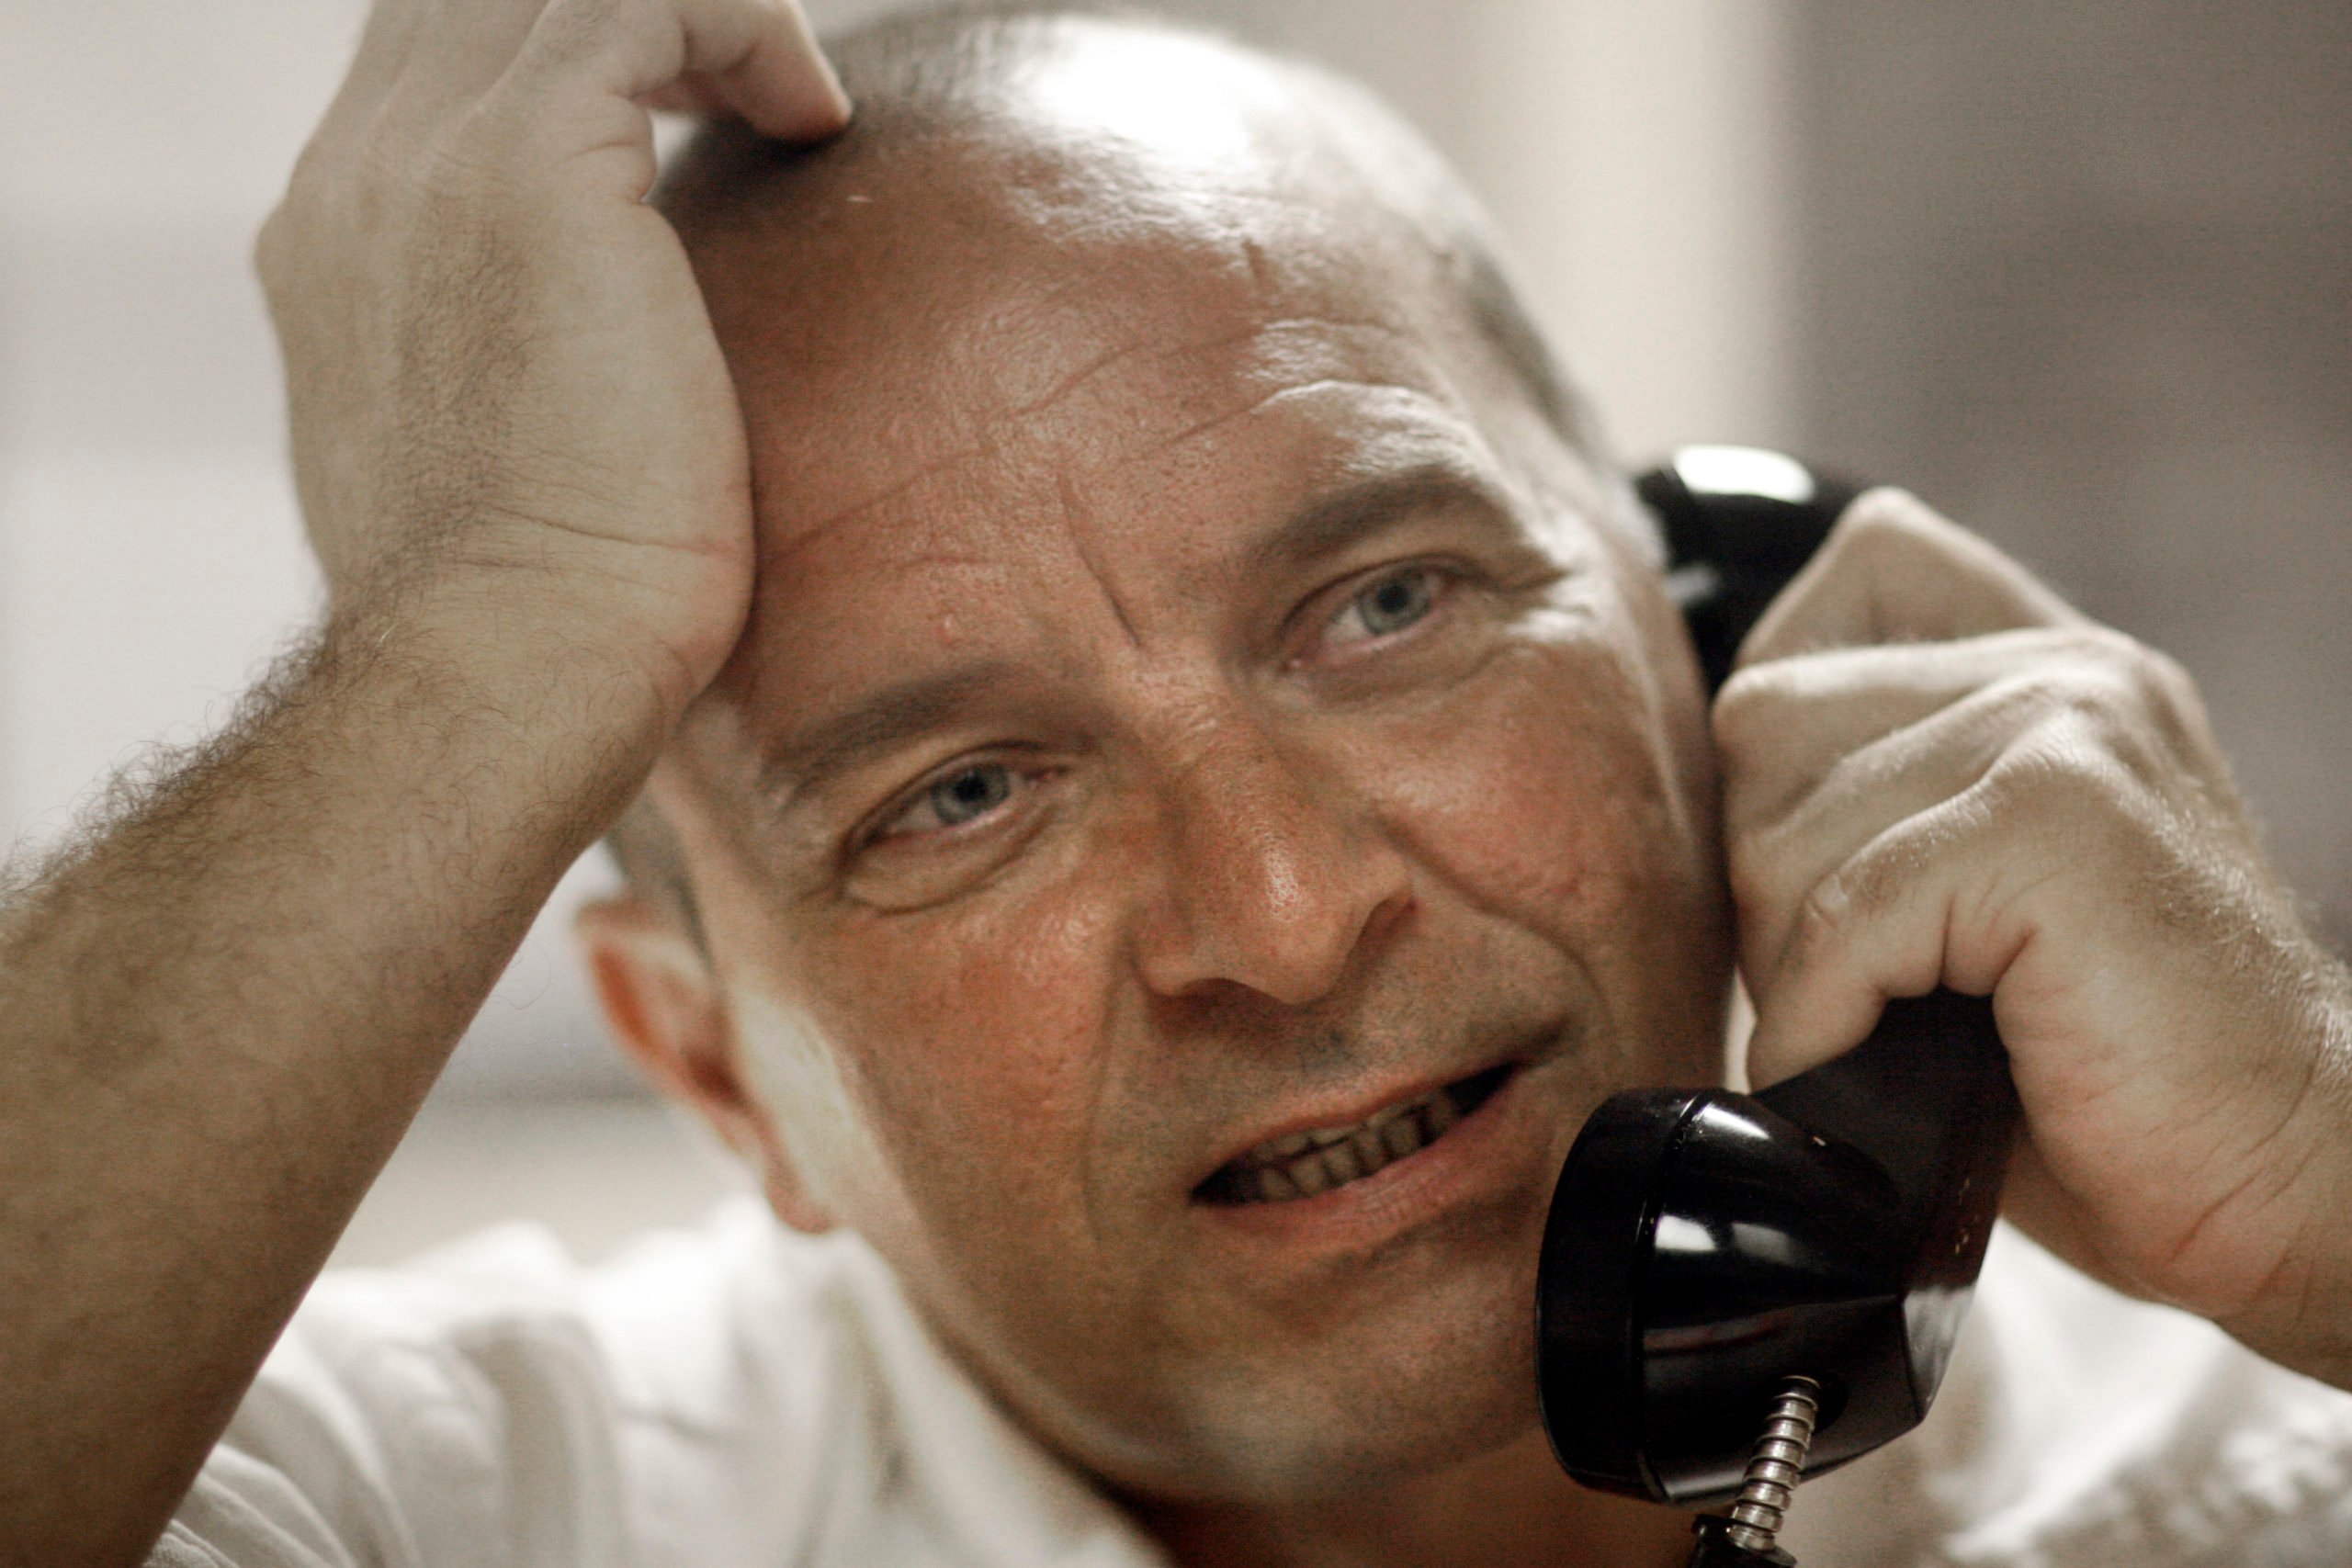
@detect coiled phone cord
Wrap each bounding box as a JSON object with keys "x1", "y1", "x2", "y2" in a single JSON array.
[{"x1": 1685, "y1": 1376, "x2": 1825, "y2": 1567}]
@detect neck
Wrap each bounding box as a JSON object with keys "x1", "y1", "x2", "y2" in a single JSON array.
[{"x1": 1124, "y1": 1427, "x2": 1693, "y2": 1568}]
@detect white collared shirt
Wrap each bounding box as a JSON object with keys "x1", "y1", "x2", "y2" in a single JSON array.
[{"x1": 153, "y1": 1202, "x2": 2352, "y2": 1568}]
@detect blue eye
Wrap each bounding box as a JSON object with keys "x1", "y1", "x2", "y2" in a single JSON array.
[
  {"x1": 926, "y1": 763, "x2": 1013, "y2": 828},
  {"x1": 1341, "y1": 568, "x2": 1439, "y2": 639}
]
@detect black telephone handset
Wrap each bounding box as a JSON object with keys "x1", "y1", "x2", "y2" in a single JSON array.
[{"x1": 1533, "y1": 450, "x2": 2020, "y2": 1567}]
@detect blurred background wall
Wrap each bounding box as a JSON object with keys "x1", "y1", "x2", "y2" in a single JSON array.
[{"x1": 2, "y1": 0, "x2": 2344, "y2": 1265}]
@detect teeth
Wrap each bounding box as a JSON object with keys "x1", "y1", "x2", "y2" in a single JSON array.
[
  {"x1": 1255, "y1": 1164, "x2": 1302, "y2": 1202},
  {"x1": 1320, "y1": 1140, "x2": 1363, "y2": 1185},
  {"x1": 1217, "y1": 1086, "x2": 1473, "y2": 1205},
  {"x1": 1240, "y1": 1089, "x2": 1440, "y2": 1172},
  {"x1": 1381, "y1": 1114, "x2": 1423, "y2": 1159},
  {"x1": 1200, "y1": 1063, "x2": 1524, "y2": 1207}
]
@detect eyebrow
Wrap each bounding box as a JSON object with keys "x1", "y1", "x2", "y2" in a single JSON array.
[
  {"x1": 760, "y1": 458, "x2": 1521, "y2": 810},
  {"x1": 758, "y1": 662, "x2": 1022, "y2": 808},
  {"x1": 1243, "y1": 458, "x2": 1520, "y2": 580}
]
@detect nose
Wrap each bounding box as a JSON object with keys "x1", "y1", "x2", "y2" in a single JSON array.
[{"x1": 1130, "y1": 715, "x2": 1414, "y2": 1007}]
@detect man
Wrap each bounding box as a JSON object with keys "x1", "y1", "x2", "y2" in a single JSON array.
[{"x1": 4, "y1": 2, "x2": 2349, "y2": 1565}]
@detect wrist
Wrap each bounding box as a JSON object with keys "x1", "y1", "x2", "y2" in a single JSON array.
[
  {"x1": 2222, "y1": 972, "x2": 2352, "y2": 1389},
  {"x1": 332, "y1": 562, "x2": 717, "y2": 758},
  {"x1": 315, "y1": 581, "x2": 690, "y2": 854},
  {"x1": 339, "y1": 506, "x2": 753, "y2": 712}
]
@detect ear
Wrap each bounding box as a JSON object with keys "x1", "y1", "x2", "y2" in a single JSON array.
[{"x1": 575, "y1": 892, "x2": 837, "y2": 1235}]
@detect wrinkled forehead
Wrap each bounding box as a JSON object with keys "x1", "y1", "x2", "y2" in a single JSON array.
[
  {"x1": 659, "y1": 38, "x2": 1610, "y2": 814},
  {"x1": 714, "y1": 231, "x2": 1502, "y2": 569},
  {"x1": 677, "y1": 40, "x2": 1539, "y2": 550},
  {"x1": 692, "y1": 185, "x2": 1554, "y2": 726}
]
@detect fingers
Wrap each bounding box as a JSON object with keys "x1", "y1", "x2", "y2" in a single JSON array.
[
  {"x1": 393, "y1": 0, "x2": 567, "y2": 116},
  {"x1": 303, "y1": 0, "x2": 435, "y2": 152},
  {"x1": 333, "y1": 0, "x2": 847, "y2": 162},
  {"x1": 1713, "y1": 491, "x2": 2352, "y2": 1351},
  {"x1": 700, "y1": 0, "x2": 851, "y2": 138},
  {"x1": 1717, "y1": 491, "x2": 2209, "y2": 1088},
  {"x1": 1725, "y1": 674, "x2": 2027, "y2": 987},
  {"x1": 346, "y1": 0, "x2": 436, "y2": 98},
  {"x1": 506, "y1": 0, "x2": 850, "y2": 141},
  {"x1": 1736, "y1": 487, "x2": 2087, "y2": 670},
  {"x1": 1728, "y1": 628, "x2": 2221, "y2": 1074},
  {"x1": 637, "y1": 79, "x2": 734, "y2": 117},
  {"x1": 1717, "y1": 627, "x2": 2111, "y2": 836},
  {"x1": 1738, "y1": 771, "x2": 2046, "y2": 1090}
]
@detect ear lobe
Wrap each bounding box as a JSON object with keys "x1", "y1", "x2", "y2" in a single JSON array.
[{"x1": 575, "y1": 893, "x2": 838, "y2": 1235}]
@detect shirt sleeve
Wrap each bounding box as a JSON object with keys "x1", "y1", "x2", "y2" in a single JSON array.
[
  {"x1": 148, "y1": 1225, "x2": 640, "y2": 1568},
  {"x1": 1786, "y1": 1224, "x2": 2352, "y2": 1568},
  {"x1": 151, "y1": 1442, "x2": 367, "y2": 1568}
]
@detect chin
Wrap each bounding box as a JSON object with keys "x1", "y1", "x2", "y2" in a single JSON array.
[
  {"x1": 1207, "y1": 1354, "x2": 1537, "y2": 1506},
  {"x1": 1118, "y1": 1256, "x2": 1548, "y2": 1506}
]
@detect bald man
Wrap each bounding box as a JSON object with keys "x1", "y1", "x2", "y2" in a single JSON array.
[{"x1": 6, "y1": 5, "x2": 2352, "y2": 1567}]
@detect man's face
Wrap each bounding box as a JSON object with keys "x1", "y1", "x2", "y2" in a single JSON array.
[{"x1": 654, "y1": 84, "x2": 1731, "y2": 1502}]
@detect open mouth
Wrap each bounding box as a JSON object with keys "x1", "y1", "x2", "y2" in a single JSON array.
[{"x1": 1193, "y1": 1063, "x2": 1516, "y2": 1206}]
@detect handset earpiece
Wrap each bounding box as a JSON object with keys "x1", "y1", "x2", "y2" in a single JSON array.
[
  {"x1": 1638, "y1": 445, "x2": 1860, "y2": 694},
  {"x1": 1535, "y1": 450, "x2": 2015, "y2": 1566}
]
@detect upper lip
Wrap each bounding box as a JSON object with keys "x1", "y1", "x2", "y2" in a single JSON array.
[{"x1": 1188, "y1": 1032, "x2": 1549, "y2": 1192}]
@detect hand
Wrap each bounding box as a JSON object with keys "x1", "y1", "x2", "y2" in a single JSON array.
[
  {"x1": 1715, "y1": 488, "x2": 2352, "y2": 1384},
  {"x1": 256, "y1": 0, "x2": 849, "y2": 712}
]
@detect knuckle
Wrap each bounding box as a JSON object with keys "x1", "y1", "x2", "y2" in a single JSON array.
[
  {"x1": 1710, "y1": 662, "x2": 1797, "y2": 752},
  {"x1": 1781, "y1": 835, "x2": 1905, "y2": 970},
  {"x1": 2005, "y1": 629, "x2": 2137, "y2": 722},
  {"x1": 257, "y1": 162, "x2": 332, "y2": 283},
  {"x1": 1717, "y1": 760, "x2": 1792, "y2": 844},
  {"x1": 2064, "y1": 624, "x2": 2149, "y2": 684},
  {"x1": 2042, "y1": 660, "x2": 2133, "y2": 726},
  {"x1": 2016, "y1": 627, "x2": 2209, "y2": 784},
  {"x1": 1785, "y1": 871, "x2": 1855, "y2": 969},
  {"x1": 1819, "y1": 486, "x2": 1941, "y2": 573},
  {"x1": 1838, "y1": 839, "x2": 1912, "y2": 922},
  {"x1": 2138, "y1": 643, "x2": 2199, "y2": 707},
  {"x1": 410, "y1": 115, "x2": 512, "y2": 197},
  {"x1": 1989, "y1": 727, "x2": 2143, "y2": 831},
  {"x1": 1836, "y1": 487, "x2": 1925, "y2": 547},
  {"x1": 2066, "y1": 627, "x2": 2193, "y2": 724},
  {"x1": 2126, "y1": 640, "x2": 2210, "y2": 739}
]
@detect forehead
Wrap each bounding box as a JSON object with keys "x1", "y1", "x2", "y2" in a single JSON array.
[
  {"x1": 673, "y1": 94, "x2": 1589, "y2": 796},
  {"x1": 683, "y1": 28, "x2": 1537, "y2": 530},
  {"x1": 721, "y1": 265, "x2": 1525, "y2": 696},
  {"x1": 699, "y1": 145, "x2": 1511, "y2": 523}
]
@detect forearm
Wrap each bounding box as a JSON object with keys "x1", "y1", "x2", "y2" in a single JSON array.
[{"x1": 0, "y1": 595, "x2": 667, "y2": 1566}]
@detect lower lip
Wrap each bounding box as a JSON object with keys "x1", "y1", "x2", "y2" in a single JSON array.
[{"x1": 1190, "y1": 1062, "x2": 1542, "y2": 1258}]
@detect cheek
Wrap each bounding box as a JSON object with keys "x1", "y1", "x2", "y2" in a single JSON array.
[
  {"x1": 1365, "y1": 625, "x2": 1731, "y2": 1090},
  {"x1": 787, "y1": 879, "x2": 1125, "y2": 1235},
  {"x1": 1380, "y1": 643, "x2": 1710, "y2": 935}
]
